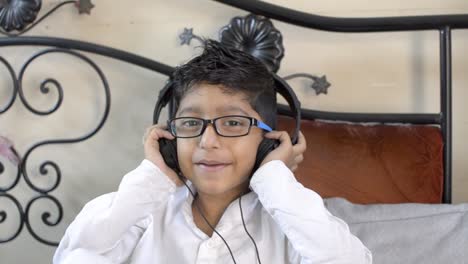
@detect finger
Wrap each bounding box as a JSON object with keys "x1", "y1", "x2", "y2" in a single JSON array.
[
  {"x1": 291, "y1": 165, "x2": 298, "y2": 172},
  {"x1": 151, "y1": 127, "x2": 174, "y2": 140},
  {"x1": 295, "y1": 131, "x2": 306, "y2": 149},
  {"x1": 292, "y1": 131, "x2": 307, "y2": 154},
  {"x1": 146, "y1": 124, "x2": 164, "y2": 133},
  {"x1": 143, "y1": 125, "x2": 173, "y2": 144},
  {"x1": 297, "y1": 131, "x2": 306, "y2": 148},
  {"x1": 266, "y1": 131, "x2": 293, "y2": 158},
  {"x1": 264, "y1": 131, "x2": 292, "y2": 146},
  {"x1": 276, "y1": 131, "x2": 292, "y2": 151},
  {"x1": 143, "y1": 124, "x2": 161, "y2": 144},
  {"x1": 294, "y1": 154, "x2": 304, "y2": 164}
]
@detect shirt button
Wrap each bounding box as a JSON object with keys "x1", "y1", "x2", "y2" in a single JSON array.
[{"x1": 207, "y1": 241, "x2": 214, "y2": 248}]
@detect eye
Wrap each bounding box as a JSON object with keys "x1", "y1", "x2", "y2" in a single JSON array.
[
  {"x1": 222, "y1": 118, "x2": 247, "y2": 127},
  {"x1": 181, "y1": 119, "x2": 202, "y2": 127},
  {"x1": 225, "y1": 120, "x2": 241, "y2": 126}
]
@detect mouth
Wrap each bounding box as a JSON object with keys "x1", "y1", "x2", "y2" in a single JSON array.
[{"x1": 195, "y1": 160, "x2": 231, "y2": 172}]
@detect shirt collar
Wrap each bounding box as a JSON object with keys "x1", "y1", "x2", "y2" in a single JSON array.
[{"x1": 180, "y1": 182, "x2": 260, "y2": 237}]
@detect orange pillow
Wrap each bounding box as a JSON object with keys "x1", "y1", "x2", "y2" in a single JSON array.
[{"x1": 278, "y1": 116, "x2": 443, "y2": 204}]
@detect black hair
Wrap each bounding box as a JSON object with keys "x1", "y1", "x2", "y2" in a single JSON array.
[{"x1": 171, "y1": 39, "x2": 277, "y2": 129}]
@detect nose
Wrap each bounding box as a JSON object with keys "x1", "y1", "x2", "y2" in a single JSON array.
[{"x1": 199, "y1": 123, "x2": 220, "y2": 149}]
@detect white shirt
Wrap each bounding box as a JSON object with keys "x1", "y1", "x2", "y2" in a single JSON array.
[{"x1": 53, "y1": 160, "x2": 372, "y2": 264}]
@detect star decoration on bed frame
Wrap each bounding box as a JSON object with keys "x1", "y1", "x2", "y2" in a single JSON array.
[
  {"x1": 179, "y1": 28, "x2": 194, "y2": 45},
  {"x1": 312, "y1": 75, "x2": 331, "y2": 95},
  {"x1": 75, "y1": 0, "x2": 94, "y2": 15},
  {"x1": 179, "y1": 28, "x2": 203, "y2": 46}
]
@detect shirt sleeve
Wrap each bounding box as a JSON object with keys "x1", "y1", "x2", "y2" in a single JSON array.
[
  {"x1": 53, "y1": 159, "x2": 177, "y2": 264},
  {"x1": 250, "y1": 160, "x2": 373, "y2": 264}
]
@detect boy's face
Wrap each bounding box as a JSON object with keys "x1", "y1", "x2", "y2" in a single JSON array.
[{"x1": 176, "y1": 84, "x2": 264, "y2": 197}]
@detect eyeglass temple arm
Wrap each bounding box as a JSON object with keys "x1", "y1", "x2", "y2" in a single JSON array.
[{"x1": 255, "y1": 119, "x2": 273, "y2": 132}]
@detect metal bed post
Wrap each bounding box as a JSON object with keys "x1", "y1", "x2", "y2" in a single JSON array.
[{"x1": 440, "y1": 26, "x2": 452, "y2": 203}]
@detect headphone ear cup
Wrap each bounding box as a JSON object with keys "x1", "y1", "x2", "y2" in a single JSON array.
[
  {"x1": 158, "y1": 138, "x2": 180, "y2": 174},
  {"x1": 253, "y1": 138, "x2": 278, "y2": 173}
]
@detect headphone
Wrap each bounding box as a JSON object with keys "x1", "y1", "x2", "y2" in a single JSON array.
[{"x1": 152, "y1": 72, "x2": 301, "y2": 176}]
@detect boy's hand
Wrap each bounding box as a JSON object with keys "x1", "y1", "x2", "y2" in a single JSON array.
[
  {"x1": 143, "y1": 125, "x2": 183, "y2": 186},
  {"x1": 260, "y1": 131, "x2": 306, "y2": 171}
]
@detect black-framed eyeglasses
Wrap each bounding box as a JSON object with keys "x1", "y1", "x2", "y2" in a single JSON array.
[{"x1": 167, "y1": 115, "x2": 273, "y2": 138}]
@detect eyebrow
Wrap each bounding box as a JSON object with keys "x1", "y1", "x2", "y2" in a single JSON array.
[
  {"x1": 177, "y1": 106, "x2": 201, "y2": 117},
  {"x1": 216, "y1": 105, "x2": 250, "y2": 116},
  {"x1": 177, "y1": 105, "x2": 251, "y2": 117}
]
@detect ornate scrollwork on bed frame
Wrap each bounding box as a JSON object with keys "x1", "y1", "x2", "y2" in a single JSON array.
[{"x1": 1, "y1": 47, "x2": 109, "y2": 246}]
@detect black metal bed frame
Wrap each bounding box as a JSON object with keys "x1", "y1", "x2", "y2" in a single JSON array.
[{"x1": 1, "y1": 0, "x2": 467, "y2": 247}]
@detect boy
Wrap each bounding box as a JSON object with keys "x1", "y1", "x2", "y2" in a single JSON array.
[{"x1": 54, "y1": 40, "x2": 372, "y2": 263}]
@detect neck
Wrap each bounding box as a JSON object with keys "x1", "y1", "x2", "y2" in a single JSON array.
[{"x1": 192, "y1": 182, "x2": 249, "y2": 237}]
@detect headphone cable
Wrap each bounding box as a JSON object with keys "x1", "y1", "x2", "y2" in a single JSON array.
[{"x1": 239, "y1": 195, "x2": 262, "y2": 264}]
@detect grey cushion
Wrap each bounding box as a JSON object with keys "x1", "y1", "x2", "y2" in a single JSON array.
[{"x1": 324, "y1": 198, "x2": 468, "y2": 264}]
